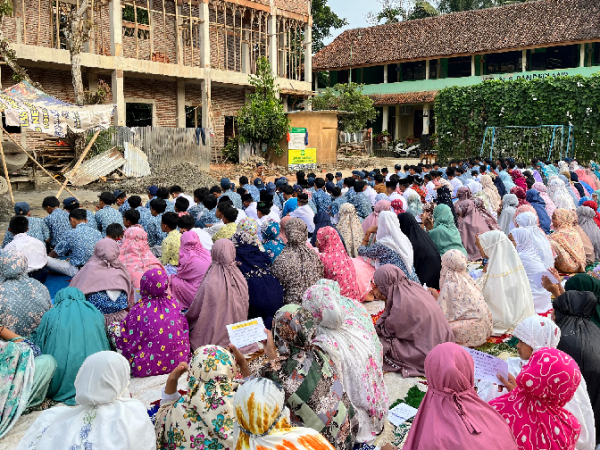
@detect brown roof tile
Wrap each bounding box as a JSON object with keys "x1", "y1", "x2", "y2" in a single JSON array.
[
  {"x1": 370, "y1": 91, "x2": 437, "y2": 106},
  {"x1": 313, "y1": 0, "x2": 600, "y2": 70}
]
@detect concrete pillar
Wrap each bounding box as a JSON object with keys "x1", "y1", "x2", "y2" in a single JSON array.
[
  {"x1": 109, "y1": 0, "x2": 123, "y2": 57},
  {"x1": 383, "y1": 64, "x2": 388, "y2": 83},
  {"x1": 395, "y1": 106, "x2": 401, "y2": 140},
  {"x1": 88, "y1": 72, "x2": 99, "y2": 93},
  {"x1": 425, "y1": 60, "x2": 430, "y2": 80},
  {"x1": 423, "y1": 103, "x2": 430, "y2": 135},
  {"x1": 304, "y1": 23, "x2": 312, "y2": 85},
  {"x1": 382, "y1": 106, "x2": 389, "y2": 132},
  {"x1": 522, "y1": 49, "x2": 527, "y2": 72},
  {"x1": 177, "y1": 79, "x2": 186, "y2": 128},
  {"x1": 201, "y1": 78, "x2": 210, "y2": 129},
  {"x1": 282, "y1": 95, "x2": 289, "y2": 112},
  {"x1": 176, "y1": 4, "x2": 184, "y2": 65},
  {"x1": 580, "y1": 44, "x2": 586, "y2": 67},
  {"x1": 471, "y1": 55, "x2": 476, "y2": 76},
  {"x1": 278, "y1": 24, "x2": 286, "y2": 77},
  {"x1": 242, "y1": 30, "x2": 250, "y2": 73},
  {"x1": 268, "y1": 14, "x2": 278, "y2": 79},
  {"x1": 111, "y1": 70, "x2": 125, "y2": 126},
  {"x1": 199, "y1": 1, "x2": 210, "y2": 68}
]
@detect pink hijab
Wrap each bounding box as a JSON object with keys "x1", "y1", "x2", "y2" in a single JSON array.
[
  {"x1": 403, "y1": 342, "x2": 518, "y2": 450},
  {"x1": 490, "y1": 347, "x2": 581, "y2": 450},
  {"x1": 185, "y1": 239, "x2": 249, "y2": 350},
  {"x1": 119, "y1": 225, "x2": 164, "y2": 289},
  {"x1": 374, "y1": 264, "x2": 454, "y2": 376},
  {"x1": 279, "y1": 216, "x2": 292, "y2": 244},
  {"x1": 70, "y1": 238, "x2": 133, "y2": 302},
  {"x1": 170, "y1": 231, "x2": 212, "y2": 309},
  {"x1": 316, "y1": 226, "x2": 361, "y2": 301},
  {"x1": 362, "y1": 200, "x2": 391, "y2": 233}
]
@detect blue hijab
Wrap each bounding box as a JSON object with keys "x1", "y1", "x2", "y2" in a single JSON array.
[
  {"x1": 231, "y1": 231, "x2": 283, "y2": 329},
  {"x1": 525, "y1": 189, "x2": 551, "y2": 234}
]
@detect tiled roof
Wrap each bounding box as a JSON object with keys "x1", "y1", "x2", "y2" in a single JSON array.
[
  {"x1": 313, "y1": 0, "x2": 600, "y2": 70},
  {"x1": 370, "y1": 91, "x2": 437, "y2": 106}
]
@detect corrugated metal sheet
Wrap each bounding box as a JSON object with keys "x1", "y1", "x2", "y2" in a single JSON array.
[
  {"x1": 66, "y1": 148, "x2": 126, "y2": 185},
  {"x1": 122, "y1": 142, "x2": 151, "y2": 177}
]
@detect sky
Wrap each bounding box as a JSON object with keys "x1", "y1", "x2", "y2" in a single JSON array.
[{"x1": 322, "y1": 0, "x2": 370, "y2": 46}]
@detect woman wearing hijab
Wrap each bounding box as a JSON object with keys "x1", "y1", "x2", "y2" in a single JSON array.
[
  {"x1": 533, "y1": 181, "x2": 557, "y2": 223},
  {"x1": 115, "y1": 268, "x2": 189, "y2": 377},
  {"x1": 549, "y1": 177, "x2": 577, "y2": 210},
  {"x1": 498, "y1": 194, "x2": 518, "y2": 235},
  {"x1": 118, "y1": 225, "x2": 164, "y2": 289},
  {"x1": 156, "y1": 345, "x2": 238, "y2": 450},
  {"x1": 403, "y1": 343, "x2": 518, "y2": 450},
  {"x1": 302, "y1": 281, "x2": 388, "y2": 443},
  {"x1": 510, "y1": 228, "x2": 553, "y2": 315},
  {"x1": 564, "y1": 274, "x2": 600, "y2": 328},
  {"x1": 70, "y1": 238, "x2": 133, "y2": 326},
  {"x1": 311, "y1": 211, "x2": 334, "y2": 247},
  {"x1": 489, "y1": 347, "x2": 582, "y2": 450},
  {"x1": 231, "y1": 231, "x2": 283, "y2": 329},
  {"x1": 316, "y1": 227, "x2": 361, "y2": 301},
  {"x1": 514, "y1": 212, "x2": 555, "y2": 268},
  {"x1": 32, "y1": 287, "x2": 111, "y2": 405},
  {"x1": 510, "y1": 168, "x2": 528, "y2": 191},
  {"x1": 278, "y1": 216, "x2": 292, "y2": 243},
  {"x1": 359, "y1": 211, "x2": 420, "y2": 283},
  {"x1": 499, "y1": 169, "x2": 516, "y2": 191},
  {"x1": 260, "y1": 305, "x2": 358, "y2": 450},
  {"x1": 434, "y1": 250, "x2": 493, "y2": 347},
  {"x1": 186, "y1": 239, "x2": 249, "y2": 350},
  {"x1": 550, "y1": 209, "x2": 587, "y2": 273},
  {"x1": 16, "y1": 352, "x2": 155, "y2": 450},
  {"x1": 0, "y1": 251, "x2": 51, "y2": 337},
  {"x1": 262, "y1": 219, "x2": 285, "y2": 262},
  {"x1": 476, "y1": 230, "x2": 535, "y2": 335},
  {"x1": 373, "y1": 264, "x2": 454, "y2": 376},
  {"x1": 555, "y1": 291, "x2": 600, "y2": 445},
  {"x1": 582, "y1": 200, "x2": 600, "y2": 228},
  {"x1": 526, "y1": 189, "x2": 551, "y2": 233},
  {"x1": 362, "y1": 200, "x2": 390, "y2": 233},
  {"x1": 577, "y1": 205, "x2": 600, "y2": 261},
  {"x1": 406, "y1": 193, "x2": 424, "y2": 222},
  {"x1": 481, "y1": 174, "x2": 502, "y2": 214},
  {"x1": 571, "y1": 210, "x2": 596, "y2": 266},
  {"x1": 236, "y1": 217, "x2": 264, "y2": 250},
  {"x1": 468, "y1": 180, "x2": 491, "y2": 212},
  {"x1": 571, "y1": 172, "x2": 587, "y2": 197},
  {"x1": 510, "y1": 186, "x2": 529, "y2": 207},
  {"x1": 170, "y1": 230, "x2": 211, "y2": 309},
  {"x1": 233, "y1": 378, "x2": 336, "y2": 450},
  {"x1": 477, "y1": 315, "x2": 596, "y2": 450},
  {"x1": 337, "y1": 203, "x2": 364, "y2": 257},
  {"x1": 398, "y1": 212, "x2": 441, "y2": 288},
  {"x1": 434, "y1": 184, "x2": 458, "y2": 224},
  {"x1": 425, "y1": 204, "x2": 467, "y2": 257},
  {"x1": 272, "y1": 219, "x2": 324, "y2": 305},
  {"x1": 455, "y1": 188, "x2": 496, "y2": 260}
]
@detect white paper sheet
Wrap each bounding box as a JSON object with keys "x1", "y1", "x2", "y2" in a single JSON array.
[
  {"x1": 226, "y1": 317, "x2": 268, "y2": 348},
  {"x1": 388, "y1": 403, "x2": 418, "y2": 427},
  {"x1": 462, "y1": 347, "x2": 509, "y2": 386},
  {"x1": 289, "y1": 133, "x2": 306, "y2": 150},
  {"x1": 531, "y1": 270, "x2": 559, "y2": 288}
]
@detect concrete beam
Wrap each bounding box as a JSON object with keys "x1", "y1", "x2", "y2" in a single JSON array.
[
  {"x1": 199, "y1": 1, "x2": 210, "y2": 68},
  {"x1": 304, "y1": 23, "x2": 312, "y2": 85},
  {"x1": 268, "y1": 14, "x2": 278, "y2": 81},
  {"x1": 109, "y1": 0, "x2": 123, "y2": 58},
  {"x1": 201, "y1": 78, "x2": 210, "y2": 128},
  {"x1": 177, "y1": 79, "x2": 186, "y2": 127}
]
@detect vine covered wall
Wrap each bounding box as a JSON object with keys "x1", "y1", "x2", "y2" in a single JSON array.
[{"x1": 434, "y1": 74, "x2": 600, "y2": 163}]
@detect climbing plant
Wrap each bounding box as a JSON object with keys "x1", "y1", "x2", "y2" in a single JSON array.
[{"x1": 435, "y1": 74, "x2": 600, "y2": 163}]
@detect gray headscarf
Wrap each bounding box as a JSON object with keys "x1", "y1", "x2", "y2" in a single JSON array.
[
  {"x1": 498, "y1": 194, "x2": 518, "y2": 235},
  {"x1": 577, "y1": 205, "x2": 600, "y2": 261}
]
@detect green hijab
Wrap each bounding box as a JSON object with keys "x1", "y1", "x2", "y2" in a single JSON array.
[
  {"x1": 428, "y1": 204, "x2": 468, "y2": 258},
  {"x1": 33, "y1": 287, "x2": 110, "y2": 405},
  {"x1": 565, "y1": 273, "x2": 600, "y2": 328}
]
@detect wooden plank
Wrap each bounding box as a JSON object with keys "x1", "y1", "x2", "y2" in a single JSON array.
[
  {"x1": 134, "y1": 0, "x2": 139, "y2": 59},
  {"x1": 57, "y1": 129, "x2": 101, "y2": 197}
]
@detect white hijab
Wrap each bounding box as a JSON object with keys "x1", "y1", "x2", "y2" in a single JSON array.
[
  {"x1": 376, "y1": 210, "x2": 414, "y2": 272},
  {"x1": 548, "y1": 176, "x2": 576, "y2": 210},
  {"x1": 515, "y1": 212, "x2": 555, "y2": 268},
  {"x1": 477, "y1": 316, "x2": 596, "y2": 450},
  {"x1": 467, "y1": 180, "x2": 483, "y2": 194},
  {"x1": 498, "y1": 194, "x2": 518, "y2": 235},
  {"x1": 16, "y1": 351, "x2": 156, "y2": 450},
  {"x1": 476, "y1": 230, "x2": 535, "y2": 336},
  {"x1": 510, "y1": 227, "x2": 553, "y2": 314}
]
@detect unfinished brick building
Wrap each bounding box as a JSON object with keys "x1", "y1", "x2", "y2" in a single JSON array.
[{"x1": 0, "y1": 0, "x2": 313, "y2": 159}]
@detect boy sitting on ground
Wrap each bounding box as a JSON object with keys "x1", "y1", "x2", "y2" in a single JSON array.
[{"x1": 4, "y1": 215, "x2": 48, "y2": 283}]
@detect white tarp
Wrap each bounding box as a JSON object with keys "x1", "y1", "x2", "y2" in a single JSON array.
[{"x1": 0, "y1": 81, "x2": 114, "y2": 138}]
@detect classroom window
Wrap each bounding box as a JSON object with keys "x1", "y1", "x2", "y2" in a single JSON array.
[
  {"x1": 447, "y1": 56, "x2": 472, "y2": 78},
  {"x1": 401, "y1": 61, "x2": 427, "y2": 81},
  {"x1": 486, "y1": 51, "x2": 522, "y2": 74},
  {"x1": 126, "y1": 103, "x2": 153, "y2": 127}
]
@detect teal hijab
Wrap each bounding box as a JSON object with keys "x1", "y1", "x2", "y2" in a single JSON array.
[
  {"x1": 33, "y1": 287, "x2": 110, "y2": 405},
  {"x1": 428, "y1": 204, "x2": 468, "y2": 257}
]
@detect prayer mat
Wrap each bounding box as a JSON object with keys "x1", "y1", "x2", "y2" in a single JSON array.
[{"x1": 44, "y1": 272, "x2": 71, "y2": 303}]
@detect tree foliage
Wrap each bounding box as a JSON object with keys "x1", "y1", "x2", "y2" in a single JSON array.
[
  {"x1": 437, "y1": 0, "x2": 529, "y2": 14},
  {"x1": 435, "y1": 74, "x2": 600, "y2": 163},
  {"x1": 366, "y1": 0, "x2": 438, "y2": 25},
  {"x1": 237, "y1": 57, "x2": 290, "y2": 156},
  {"x1": 310, "y1": 82, "x2": 378, "y2": 133},
  {"x1": 312, "y1": 0, "x2": 348, "y2": 53}
]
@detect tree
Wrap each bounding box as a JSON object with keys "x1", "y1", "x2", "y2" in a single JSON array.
[
  {"x1": 312, "y1": 0, "x2": 348, "y2": 53},
  {"x1": 437, "y1": 0, "x2": 529, "y2": 13},
  {"x1": 366, "y1": 0, "x2": 439, "y2": 25},
  {"x1": 237, "y1": 57, "x2": 290, "y2": 156},
  {"x1": 407, "y1": 1, "x2": 440, "y2": 19},
  {"x1": 62, "y1": 0, "x2": 91, "y2": 106},
  {"x1": 310, "y1": 82, "x2": 378, "y2": 133}
]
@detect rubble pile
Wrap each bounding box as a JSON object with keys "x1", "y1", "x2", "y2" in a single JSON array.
[{"x1": 0, "y1": 196, "x2": 13, "y2": 222}]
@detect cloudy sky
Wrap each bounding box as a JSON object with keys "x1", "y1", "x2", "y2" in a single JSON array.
[{"x1": 322, "y1": 0, "x2": 370, "y2": 46}]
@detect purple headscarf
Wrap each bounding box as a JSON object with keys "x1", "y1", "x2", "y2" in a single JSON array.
[
  {"x1": 170, "y1": 231, "x2": 212, "y2": 308},
  {"x1": 115, "y1": 267, "x2": 190, "y2": 377}
]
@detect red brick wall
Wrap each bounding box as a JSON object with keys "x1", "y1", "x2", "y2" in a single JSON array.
[
  {"x1": 210, "y1": 86, "x2": 246, "y2": 160},
  {"x1": 276, "y1": 0, "x2": 310, "y2": 15},
  {"x1": 124, "y1": 77, "x2": 177, "y2": 127}
]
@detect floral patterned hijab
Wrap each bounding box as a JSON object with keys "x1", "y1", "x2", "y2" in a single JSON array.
[
  {"x1": 261, "y1": 220, "x2": 285, "y2": 263},
  {"x1": 337, "y1": 203, "x2": 364, "y2": 258},
  {"x1": 157, "y1": 345, "x2": 238, "y2": 450},
  {"x1": 237, "y1": 217, "x2": 264, "y2": 251}
]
